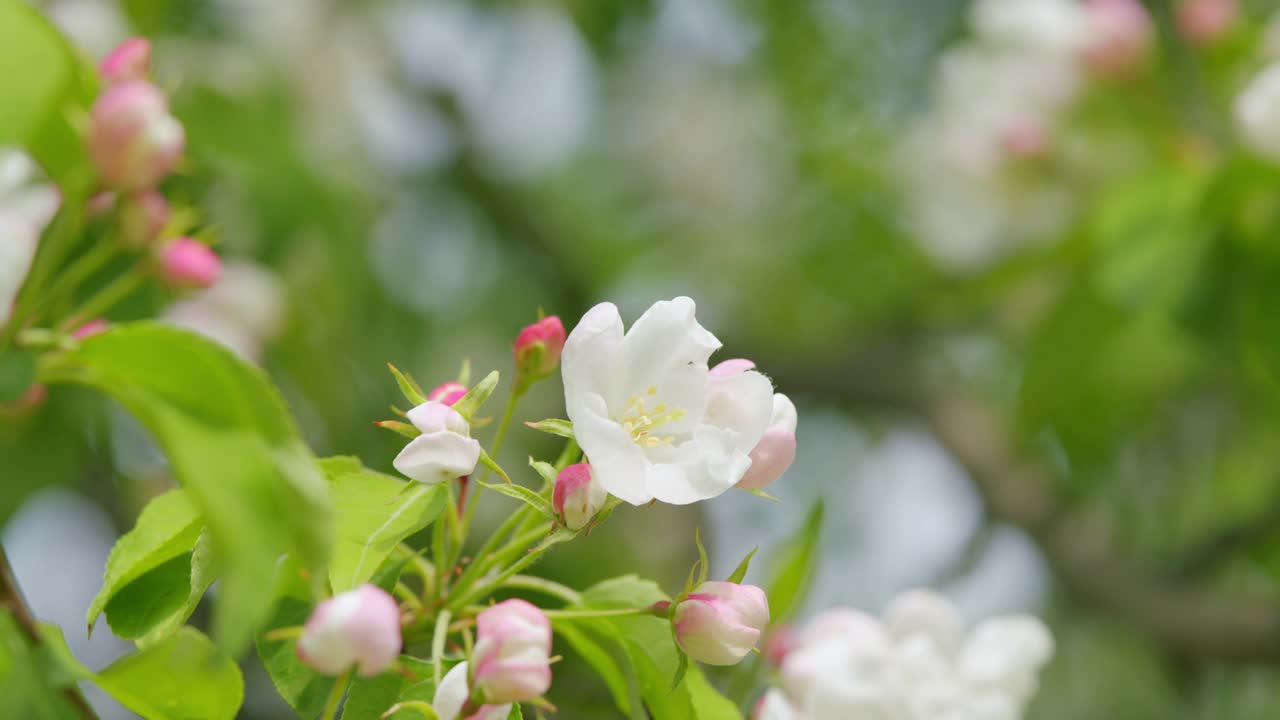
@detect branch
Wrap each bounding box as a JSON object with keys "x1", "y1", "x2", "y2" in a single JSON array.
[{"x1": 0, "y1": 545, "x2": 99, "y2": 719}]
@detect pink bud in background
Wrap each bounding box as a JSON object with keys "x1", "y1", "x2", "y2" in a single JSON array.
[
  {"x1": 119, "y1": 190, "x2": 170, "y2": 249},
  {"x1": 158, "y1": 237, "x2": 221, "y2": 289},
  {"x1": 87, "y1": 80, "x2": 184, "y2": 191},
  {"x1": 514, "y1": 315, "x2": 566, "y2": 382},
  {"x1": 737, "y1": 394, "x2": 797, "y2": 490},
  {"x1": 1082, "y1": 0, "x2": 1152, "y2": 76},
  {"x1": 762, "y1": 625, "x2": 797, "y2": 667},
  {"x1": 673, "y1": 581, "x2": 770, "y2": 666},
  {"x1": 428, "y1": 381, "x2": 468, "y2": 406},
  {"x1": 472, "y1": 599, "x2": 553, "y2": 703},
  {"x1": 72, "y1": 319, "x2": 109, "y2": 340},
  {"x1": 553, "y1": 463, "x2": 607, "y2": 530},
  {"x1": 99, "y1": 37, "x2": 151, "y2": 85},
  {"x1": 297, "y1": 584, "x2": 402, "y2": 677},
  {"x1": 87, "y1": 192, "x2": 116, "y2": 217},
  {"x1": 1177, "y1": 0, "x2": 1238, "y2": 45}
]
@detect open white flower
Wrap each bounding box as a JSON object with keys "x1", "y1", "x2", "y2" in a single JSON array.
[
  {"x1": 561, "y1": 297, "x2": 774, "y2": 505},
  {"x1": 1, "y1": 149, "x2": 60, "y2": 327},
  {"x1": 392, "y1": 400, "x2": 481, "y2": 484}
]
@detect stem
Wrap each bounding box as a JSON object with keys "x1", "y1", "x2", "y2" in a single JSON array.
[
  {"x1": 58, "y1": 266, "x2": 146, "y2": 332},
  {"x1": 449, "y1": 532, "x2": 568, "y2": 612},
  {"x1": 0, "y1": 546, "x2": 99, "y2": 719},
  {"x1": 462, "y1": 387, "x2": 523, "y2": 531},
  {"x1": 450, "y1": 506, "x2": 533, "y2": 605},
  {"x1": 320, "y1": 668, "x2": 350, "y2": 720},
  {"x1": 542, "y1": 606, "x2": 663, "y2": 621},
  {"x1": 503, "y1": 575, "x2": 581, "y2": 604},
  {"x1": 2, "y1": 200, "x2": 86, "y2": 353},
  {"x1": 431, "y1": 609, "x2": 452, "y2": 687},
  {"x1": 29, "y1": 241, "x2": 118, "y2": 326}
]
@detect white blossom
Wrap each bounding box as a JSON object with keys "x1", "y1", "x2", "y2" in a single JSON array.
[
  {"x1": 1236, "y1": 64, "x2": 1280, "y2": 161},
  {"x1": 561, "y1": 297, "x2": 774, "y2": 505},
  {"x1": 392, "y1": 401, "x2": 481, "y2": 485},
  {"x1": 761, "y1": 590, "x2": 1053, "y2": 720},
  {"x1": 0, "y1": 149, "x2": 60, "y2": 327}
]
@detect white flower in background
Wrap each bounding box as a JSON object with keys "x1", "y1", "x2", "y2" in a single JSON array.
[
  {"x1": 44, "y1": 0, "x2": 130, "y2": 59},
  {"x1": 758, "y1": 590, "x2": 1054, "y2": 720},
  {"x1": 562, "y1": 297, "x2": 775, "y2": 505},
  {"x1": 970, "y1": 0, "x2": 1091, "y2": 56},
  {"x1": 0, "y1": 149, "x2": 60, "y2": 326},
  {"x1": 392, "y1": 401, "x2": 481, "y2": 484},
  {"x1": 163, "y1": 261, "x2": 286, "y2": 362},
  {"x1": 1236, "y1": 64, "x2": 1280, "y2": 161}
]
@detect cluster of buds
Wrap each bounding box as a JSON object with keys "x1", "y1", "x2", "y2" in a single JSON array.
[
  {"x1": 432, "y1": 600, "x2": 553, "y2": 719},
  {"x1": 87, "y1": 38, "x2": 220, "y2": 291}
]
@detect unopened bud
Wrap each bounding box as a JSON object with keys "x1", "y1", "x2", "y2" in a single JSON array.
[
  {"x1": 72, "y1": 319, "x2": 109, "y2": 340},
  {"x1": 296, "y1": 584, "x2": 402, "y2": 677},
  {"x1": 99, "y1": 37, "x2": 151, "y2": 85},
  {"x1": 673, "y1": 581, "x2": 770, "y2": 666},
  {"x1": 158, "y1": 237, "x2": 221, "y2": 289},
  {"x1": 88, "y1": 80, "x2": 184, "y2": 191},
  {"x1": 553, "y1": 463, "x2": 607, "y2": 531},
  {"x1": 1082, "y1": 0, "x2": 1152, "y2": 76},
  {"x1": 427, "y1": 381, "x2": 468, "y2": 406},
  {"x1": 472, "y1": 599, "x2": 553, "y2": 703},
  {"x1": 1176, "y1": 0, "x2": 1237, "y2": 45},
  {"x1": 514, "y1": 315, "x2": 565, "y2": 386}
]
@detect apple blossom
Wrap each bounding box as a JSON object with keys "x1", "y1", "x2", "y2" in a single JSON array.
[
  {"x1": 970, "y1": 0, "x2": 1090, "y2": 57},
  {"x1": 158, "y1": 237, "x2": 221, "y2": 289},
  {"x1": 99, "y1": 37, "x2": 151, "y2": 85},
  {"x1": 708, "y1": 359, "x2": 797, "y2": 490},
  {"x1": 673, "y1": 581, "x2": 769, "y2": 666},
  {"x1": 1177, "y1": 0, "x2": 1238, "y2": 45},
  {"x1": 433, "y1": 662, "x2": 512, "y2": 720},
  {"x1": 428, "y1": 380, "x2": 468, "y2": 406},
  {"x1": 552, "y1": 462, "x2": 607, "y2": 530},
  {"x1": 392, "y1": 400, "x2": 481, "y2": 484},
  {"x1": 296, "y1": 584, "x2": 402, "y2": 677},
  {"x1": 472, "y1": 599, "x2": 553, "y2": 703},
  {"x1": 767, "y1": 590, "x2": 1053, "y2": 719},
  {"x1": 87, "y1": 80, "x2": 184, "y2": 191},
  {"x1": 561, "y1": 297, "x2": 775, "y2": 505},
  {"x1": 0, "y1": 149, "x2": 60, "y2": 327},
  {"x1": 514, "y1": 315, "x2": 566, "y2": 383}
]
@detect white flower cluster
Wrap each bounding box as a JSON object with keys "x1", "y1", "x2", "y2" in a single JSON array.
[
  {"x1": 901, "y1": 0, "x2": 1154, "y2": 272},
  {"x1": 1236, "y1": 13, "x2": 1280, "y2": 161},
  {"x1": 758, "y1": 590, "x2": 1054, "y2": 720}
]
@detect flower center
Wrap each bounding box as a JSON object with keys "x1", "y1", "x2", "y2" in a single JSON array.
[{"x1": 619, "y1": 386, "x2": 686, "y2": 448}]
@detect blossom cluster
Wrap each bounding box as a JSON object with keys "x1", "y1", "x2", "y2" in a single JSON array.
[{"x1": 757, "y1": 590, "x2": 1054, "y2": 720}]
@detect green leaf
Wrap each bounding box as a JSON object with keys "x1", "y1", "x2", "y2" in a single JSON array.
[
  {"x1": 694, "y1": 529, "x2": 710, "y2": 588},
  {"x1": 136, "y1": 532, "x2": 215, "y2": 647},
  {"x1": 0, "y1": 1, "x2": 71, "y2": 145},
  {"x1": 561, "y1": 576, "x2": 741, "y2": 720},
  {"x1": 766, "y1": 501, "x2": 823, "y2": 621},
  {"x1": 477, "y1": 479, "x2": 556, "y2": 520},
  {"x1": 0, "y1": 614, "x2": 82, "y2": 720},
  {"x1": 725, "y1": 547, "x2": 758, "y2": 585},
  {"x1": 528, "y1": 458, "x2": 559, "y2": 488},
  {"x1": 324, "y1": 458, "x2": 448, "y2": 592},
  {"x1": 41, "y1": 323, "x2": 333, "y2": 655},
  {"x1": 478, "y1": 448, "x2": 514, "y2": 484},
  {"x1": 257, "y1": 598, "x2": 335, "y2": 717},
  {"x1": 88, "y1": 489, "x2": 203, "y2": 634},
  {"x1": 0, "y1": 349, "x2": 37, "y2": 403},
  {"x1": 43, "y1": 624, "x2": 243, "y2": 720},
  {"x1": 388, "y1": 363, "x2": 427, "y2": 406},
  {"x1": 342, "y1": 657, "x2": 434, "y2": 719},
  {"x1": 452, "y1": 370, "x2": 499, "y2": 420},
  {"x1": 377, "y1": 420, "x2": 421, "y2": 439},
  {"x1": 525, "y1": 418, "x2": 575, "y2": 439}
]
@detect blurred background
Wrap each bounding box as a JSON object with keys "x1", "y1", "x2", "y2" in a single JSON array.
[{"x1": 9, "y1": 0, "x2": 1280, "y2": 716}]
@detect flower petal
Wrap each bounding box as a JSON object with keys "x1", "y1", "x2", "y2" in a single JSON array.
[
  {"x1": 573, "y1": 393, "x2": 652, "y2": 505},
  {"x1": 618, "y1": 296, "x2": 720, "y2": 395},
  {"x1": 706, "y1": 368, "x2": 774, "y2": 453},
  {"x1": 392, "y1": 431, "x2": 481, "y2": 484},
  {"x1": 563, "y1": 301, "x2": 626, "y2": 417}
]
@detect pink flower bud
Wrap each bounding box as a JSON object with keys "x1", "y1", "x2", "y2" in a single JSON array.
[
  {"x1": 514, "y1": 316, "x2": 565, "y2": 382},
  {"x1": 99, "y1": 37, "x2": 151, "y2": 85},
  {"x1": 710, "y1": 357, "x2": 756, "y2": 377},
  {"x1": 472, "y1": 599, "x2": 553, "y2": 703},
  {"x1": 1176, "y1": 0, "x2": 1237, "y2": 45},
  {"x1": 158, "y1": 237, "x2": 221, "y2": 289},
  {"x1": 297, "y1": 584, "x2": 402, "y2": 677},
  {"x1": 673, "y1": 581, "x2": 770, "y2": 666},
  {"x1": 88, "y1": 80, "x2": 184, "y2": 191},
  {"x1": 1082, "y1": 0, "x2": 1152, "y2": 76},
  {"x1": 119, "y1": 190, "x2": 170, "y2": 249},
  {"x1": 72, "y1": 319, "x2": 109, "y2": 340},
  {"x1": 428, "y1": 381, "x2": 468, "y2": 406},
  {"x1": 762, "y1": 625, "x2": 797, "y2": 667},
  {"x1": 552, "y1": 463, "x2": 607, "y2": 531},
  {"x1": 737, "y1": 394, "x2": 797, "y2": 490}
]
